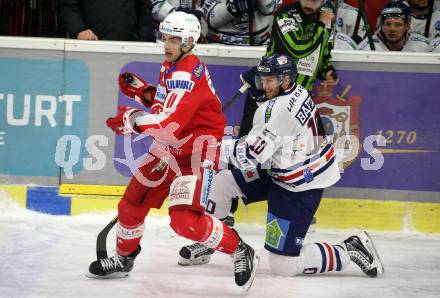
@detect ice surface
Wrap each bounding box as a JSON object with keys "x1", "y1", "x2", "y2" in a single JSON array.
[{"x1": 1, "y1": 193, "x2": 440, "y2": 298}]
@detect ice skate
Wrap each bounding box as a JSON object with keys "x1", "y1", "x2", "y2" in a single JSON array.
[
  {"x1": 177, "y1": 215, "x2": 234, "y2": 266},
  {"x1": 87, "y1": 246, "x2": 141, "y2": 279},
  {"x1": 344, "y1": 231, "x2": 384, "y2": 277},
  {"x1": 233, "y1": 239, "x2": 259, "y2": 291},
  {"x1": 178, "y1": 243, "x2": 215, "y2": 266}
]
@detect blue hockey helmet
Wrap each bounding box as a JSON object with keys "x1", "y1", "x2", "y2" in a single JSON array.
[
  {"x1": 380, "y1": 0, "x2": 411, "y2": 24},
  {"x1": 255, "y1": 54, "x2": 297, "y2": 90}
]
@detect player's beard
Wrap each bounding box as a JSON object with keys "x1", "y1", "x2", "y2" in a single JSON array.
[
  {"x1": 301, "y1": 7, "x2": 319, "y2": 22},
  {"x1": 385, "y1": 32, "x2": 407, "y2": 49},
  {"x1": 410, "y1": 0, "x2": 429, "y2": 11}
]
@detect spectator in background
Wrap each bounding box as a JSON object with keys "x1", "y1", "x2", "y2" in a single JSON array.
[
  {"x1": 407, "y1": 0, "x2": 440, "y2": 40},
  {"x1": 281, "y1": 1, "x2": 368, "y2": 45},
  {"x1": 358, "y1": 0, "x2": 431, "y2": 51},
  {"x1": 151, "y1": 1, "x2": 203, "y2": 21},
  {"x1": 200, "y1": 0, "x2": 280, "y2": 45},
  {"x1": 335, "y1": 0, "x2": 367, "y2": 43},
  {"x1": 150, "y1": 1, "x2": 207, "y2": 42},
  {"x1": 238, "y1": 0, "x2": 336, "y2": 156},
  {"x1": 333, "y1": 31, "x2": 358, "y2": 49},
  {"x1": 60, "y1": 0, "x2": 155, "y2": 41}
]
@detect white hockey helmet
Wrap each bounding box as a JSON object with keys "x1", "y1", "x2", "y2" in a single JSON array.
[{"x1": 158, "y1": 11, "x2": 201, "y2": 46}]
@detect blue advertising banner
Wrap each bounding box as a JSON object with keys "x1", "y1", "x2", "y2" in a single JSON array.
[
  {"x1": 0, "y1": 58, "x2": 90, "y2": 176},
  {"x1": 313, "y1": 70, "x2": 440, "y2": 192},
  {"x1": 111, "y1": 62, "x2": 439, "y2": 192}
]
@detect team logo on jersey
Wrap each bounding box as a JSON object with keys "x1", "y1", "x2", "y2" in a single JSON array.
[
  {"x1": 337, "y1": 17, "x2": 343, "y2": 27},
  {"x1": 278, "y1": 18, "x2": 298, "y2": 35},
  {"x1": 313, "y1": 83, "x2": 362, "y2": 169},
  {"x1": 192, "y1": 63, "x2": 205, "y2": 79},
  {"x1": 435, "y1": 20, "x2": 440, "y2": 31}
]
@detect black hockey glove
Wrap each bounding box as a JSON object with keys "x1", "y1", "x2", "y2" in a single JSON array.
[
  {"x1": 226, "y1": 0, "x2": 255, "y2": 17},
  {"x1": 240, "y1": 66, "x2": 266, "y2": 103}
]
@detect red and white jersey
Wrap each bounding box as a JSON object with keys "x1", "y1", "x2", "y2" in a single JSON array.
[{"x1": 134, "y1": 54, "x2": 226, "y2": 159}]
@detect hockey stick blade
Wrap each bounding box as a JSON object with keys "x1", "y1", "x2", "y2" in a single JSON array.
[
  {"x1": 96, "y1": 215, "x2": 119, "y2": 259},
  {"x1": 222, "y1": 83, "x2": 250, "y2": 113}
]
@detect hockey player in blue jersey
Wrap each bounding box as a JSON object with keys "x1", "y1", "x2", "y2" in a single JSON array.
[{"x1": 178, "y1": 54, "x2": 384, "y2": 279}]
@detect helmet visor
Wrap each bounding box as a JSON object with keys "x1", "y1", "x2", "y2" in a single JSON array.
[{"x1": 255, "y1": 74, "x2": 284, "y2": 90}]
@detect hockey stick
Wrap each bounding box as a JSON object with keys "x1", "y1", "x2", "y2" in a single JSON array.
[
  {"x1": 96, "y1": 215, "x2": 118, "y2": 259},
  {"x1": 424, "y1": 0, "x2": 434, "y2": 37},
  {"x1": 352, "y1": 0, "x2": 363, "y2": 43},
  {"x1": 248, "y1": 5, "x2": 254, "y2": 46},
  {"x1": 222, "y1": 83, "x2": 250, "y2": 113},
  {"x1": 358, "y1": 0, "x2": 375, "y2": 50}
]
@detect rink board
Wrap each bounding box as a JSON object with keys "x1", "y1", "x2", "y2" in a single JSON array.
[
  {"x1": 0, "y1": 37, "x2": 439, "y2": 200},
  {"x1": 1, "y1": 184, "x2": 439, "y2": 234},
  {"x1": 0, "y1": 37, "x2": 439, "y2": 234}
]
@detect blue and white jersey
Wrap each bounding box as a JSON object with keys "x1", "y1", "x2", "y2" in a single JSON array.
[
  {"x1": 410, "y1": 10, "x2": 440, "y2": 40},
  {"x1": 201, "y1": 0, "x2": 280, "y2": 45},
  {"x1": 357, "y1": 32, "x2": 432, "y2": 52},
  {"x1": 432, "y1": 37, "x2": 440, "y2": 52},
  {"x1": 225, "y1": 84, "x2": 341, "y2": 192},
  {"x1": 334, "y1": 32, "x2": 357, "y2": 50},
  {"x1": 336, "y1": 2, "x2": 366, "y2": 39}
]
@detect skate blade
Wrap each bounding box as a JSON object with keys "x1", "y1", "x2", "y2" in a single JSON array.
[
  {"x1": 178, "y1": 255, "x2": 211, "y2": 266},
  {"x1": 241, "y1": 255, "x2": 260, "y2": 292},
  {"x1": 85, "y1": 271, "x2": 130, "y2": 279},
  {"x1": 361, "y1": 231, "x2": 385, "y2": 275}
]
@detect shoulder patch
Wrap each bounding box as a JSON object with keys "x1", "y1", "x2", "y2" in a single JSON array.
[
  {"x1": 277, "y1": 17, "x2": 298, "y2": 35},
  {"x1": 164, "y1": 64, "x2": 177, "y2": 77},
  {"x1": 265, "y1": 99, "x2": 276, "y2": 123},
  {"x1": 192, "y1": 63, "x2": 205, "y2": 79}
]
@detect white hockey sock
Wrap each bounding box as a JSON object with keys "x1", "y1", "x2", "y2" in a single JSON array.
[
  {"x1": 269, "y1": 242, "x2": 350, "y2": 276},
  {"x1": 116, "y1": 222, "x2": 145, "y2": 256},
  {"x1": 303, "y1": 242, "x2": 350, "y2": 274}
]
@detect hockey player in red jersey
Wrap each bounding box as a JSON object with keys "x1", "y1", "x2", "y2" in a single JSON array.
[{"x1": 87, "y1": 11, "x2": 259, "y2": 290}]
